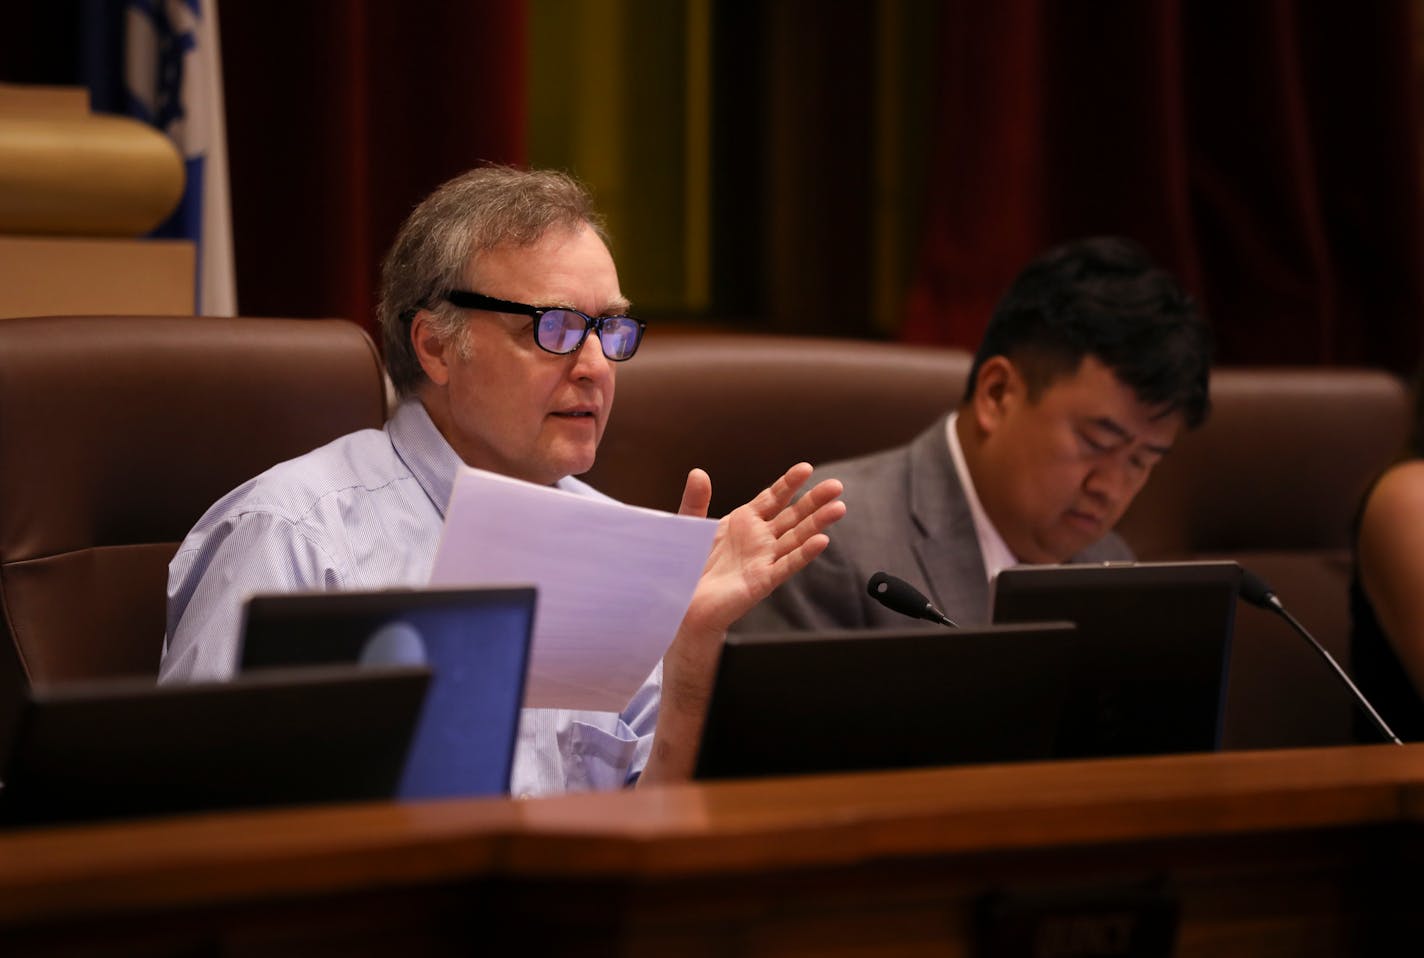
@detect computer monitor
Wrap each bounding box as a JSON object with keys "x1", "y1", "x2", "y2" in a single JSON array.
[
  {"x1": 0, "y1": 664, "x2": 430, "y2": 827},
  {"x1": 991, "y1": 560, "x2": 1243, "y2": 758},
  {"x1": 239, "y1": 586, "x2": 536, "y2": 800},
  {"x1": 695, "y1": 622, "x2": 1078, "y2": 780}
]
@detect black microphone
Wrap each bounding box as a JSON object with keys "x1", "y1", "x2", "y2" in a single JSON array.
[
  {"x1": 867, "y1": 571, "x2": 959, "y2": 628},
  {"x1": 1238, "y1": 566, "x2": 1402, "y2": 745}
]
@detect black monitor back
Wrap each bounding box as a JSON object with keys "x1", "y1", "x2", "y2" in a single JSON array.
[
  {"x1": 0, "y1": 665, "x2": 429, "y2": 827},
  {"x1": 695, "y1": 622, "x2": 1077, "y2": 781},
  {"x1": 992, "y1": 560, "x2": 1242, "y2": 758}
]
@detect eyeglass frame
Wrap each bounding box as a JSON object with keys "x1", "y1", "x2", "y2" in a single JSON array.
[{"x1": 432, "y1": 289, "x2": 647, "y2": 361}]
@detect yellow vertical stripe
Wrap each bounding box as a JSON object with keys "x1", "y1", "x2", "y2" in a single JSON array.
[
  {"x1": 684, "y1": 0, "x2": 711, "y2": 311},
  {"x1": 531, "y1": 0, "x2": 707, "y2": 316}
]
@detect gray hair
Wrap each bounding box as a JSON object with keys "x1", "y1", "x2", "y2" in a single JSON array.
[{"x1": 377, "y1": 165, "x2": 607, "y2": 396}]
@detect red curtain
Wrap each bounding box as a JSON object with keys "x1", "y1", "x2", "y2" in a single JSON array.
[
  {"x1": 220, "y1": 2, "x2": 526, "y2": 335},
  {"x1": 904, "y1": 1, "x2": 1424, "y2": 372}
]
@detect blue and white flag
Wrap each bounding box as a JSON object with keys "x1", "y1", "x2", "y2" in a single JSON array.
[{"x1": 124, "y1": 0, "x2": 236, "y2": 315}]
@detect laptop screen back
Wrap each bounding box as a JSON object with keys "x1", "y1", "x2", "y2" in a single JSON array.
[
  {"x1": 695, "y1": 622, "x2": 1078, "y2": 780},
  {"x1": 0, "y1": 665, "x2": 430, "y2": 827},
  {"x1": 991, "y1": 560, "x2": 1242, "y2": 758},
  {"x1": 240, "y1": 586, "x2": 535, "y2": 800}
]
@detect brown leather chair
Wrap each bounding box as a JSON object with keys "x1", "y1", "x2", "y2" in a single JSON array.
[
  {"x1": 0, "y1": 315, "x2": 387, "y2": 710},
  {"x1": 585, "y1": 333, "x2": 973, "y2": 516},
  {"x1": 1117, "y1": 367, "x2": 1409, "y2": 748},
  {"x1": 585, "y1": 334, "x2": 1409, "y2": 750}
]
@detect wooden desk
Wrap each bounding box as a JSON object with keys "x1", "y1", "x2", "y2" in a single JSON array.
[{"x1": 3, "y1": 745, "x2": 1423, "y2": 956}]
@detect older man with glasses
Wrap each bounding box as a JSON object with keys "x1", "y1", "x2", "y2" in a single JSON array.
[{"x1": 161, "y1": 165, "x2": 845, "y2": 794}]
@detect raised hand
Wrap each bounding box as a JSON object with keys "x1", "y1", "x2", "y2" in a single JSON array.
[
  {"x1": 642, "y1": 463, "x2": 845, "y2": 784},
  {"x1": 682, "y1": 463, "x2": 845, "y2": 637}
]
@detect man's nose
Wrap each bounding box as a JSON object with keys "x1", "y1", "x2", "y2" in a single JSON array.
[
  {"x1": 570, "y1": 328, "x2": 613, "y2": 379},
  {"x1": 1085, "y1": 456, "x2": 1133, "y2": 505}
]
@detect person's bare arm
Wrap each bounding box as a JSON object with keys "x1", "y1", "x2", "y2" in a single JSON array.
[{"x1": 1359, "y1": 460, "x2": 1424, "y2": 697}]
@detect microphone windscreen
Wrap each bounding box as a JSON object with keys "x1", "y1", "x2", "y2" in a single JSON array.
[
  {"x1": 1238, "y1": 567, "x2": 1276, "y2": 608},
  {"x1": 867, "y1": 571, "x2": 933, "y2": 620}
]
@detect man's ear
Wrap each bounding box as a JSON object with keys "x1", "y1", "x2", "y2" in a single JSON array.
[
  {"x1": 410, "y1": 311, "x2": 452, "y2": 387},
  {"x1": 970, "y1": 355, "x2": 1019, "y2": 433}
]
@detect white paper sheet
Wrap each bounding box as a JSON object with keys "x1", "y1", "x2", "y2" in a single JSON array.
[{"x1": 429, "y1": 467, "x2": 719, "y2": 711}]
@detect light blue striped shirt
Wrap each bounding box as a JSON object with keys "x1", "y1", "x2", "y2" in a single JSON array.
[{"x1": 160, "y1": 400, "x2": 657, "y2": 796}]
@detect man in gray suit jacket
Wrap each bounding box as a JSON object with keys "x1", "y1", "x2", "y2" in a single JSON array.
[{"x1": 735, "y1": 236, "x2": 1213, "y2": 632}]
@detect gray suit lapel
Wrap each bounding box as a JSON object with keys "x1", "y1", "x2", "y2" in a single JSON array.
[{"x1": 905, "y1": 419, "x2": 993, "y2": 625}]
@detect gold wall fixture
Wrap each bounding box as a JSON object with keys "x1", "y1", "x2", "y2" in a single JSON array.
[
  {"x1": 0, "y1": 84, "x2": 184, "y2": 237},
  {"x1": 0, "y1": 84, "x2": 194, "y2": 319}
]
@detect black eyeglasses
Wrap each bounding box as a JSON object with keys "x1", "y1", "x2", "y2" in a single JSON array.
[{"x1": 441, "y1": 290, "x2": 646, "y2": 362}]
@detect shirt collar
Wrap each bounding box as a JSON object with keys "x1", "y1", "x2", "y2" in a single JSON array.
[
  {"x1": 387, "y1": 399, "x2": 610, "y2": 516},
  {"x1": 388, "y1": 399, "x2": 463, "y2": 517},
  {"x1": 945, "y1": 410, "x2": 1019, "y2": 584}
]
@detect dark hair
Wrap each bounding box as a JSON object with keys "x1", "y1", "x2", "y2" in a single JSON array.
[
  {"x1": 377, "y1": 165, "x2": 608, "y2": 397},
  {"x1": 963, "y1": 236, "x2": 1213, "y2": 429}
]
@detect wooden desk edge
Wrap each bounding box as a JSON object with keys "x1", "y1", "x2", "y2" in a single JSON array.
[{"x1": 2, "y1": 744, "x2": 1422, "y2": 926}]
